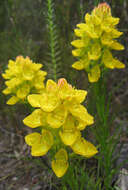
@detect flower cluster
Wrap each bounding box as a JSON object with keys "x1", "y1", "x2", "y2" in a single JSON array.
[
  {"x1": 23, "y1": 78, "x2": 98, "y2": 177},
  {"x1": 71, "y1": 3, "x2": 125, "y2": 82},
  {"x1": 2, "y1": 56, "x2": 47, "y2": 105}
]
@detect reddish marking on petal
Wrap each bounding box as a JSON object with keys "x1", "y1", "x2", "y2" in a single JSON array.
[{"x1": 58, "y1": 78, "x2": 67, "y2": 87}]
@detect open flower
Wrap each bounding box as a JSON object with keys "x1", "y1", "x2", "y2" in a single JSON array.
[
  {"x1": 2, "y1": 56, "x2": 47, "y2": 105},
  {"x1": 71, "y1": 3, "x2": 125, "y2": 82},
  {"x1": 23, "y1": 78, "x2": 98, "y2": 177}
]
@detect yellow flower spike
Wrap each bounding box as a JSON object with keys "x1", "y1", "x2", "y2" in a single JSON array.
[
  {"x1": 2, "y1": 56, "x2": 47, "y2": 104},
  {"x1": 31, "y1": 129, "x2": 53, "y2": 157},
  {"x1": 88, "y1": 65, "x2": 101, "y2": 83},
  {"x1": 52, "y1": 149, "x2": 69, "y2": 177},
  {"x1": 25, "y1": 132, "x2": 41, "y2": 146},
  {"x1": 7, "y1": 96, "x2": 19, "y2": 105},
  {"x1": 71, "y1": 137, "x2": 98, "y2": 158},
  {"x1": 47, "y1": 105, "x2": 67, "y2": 128},
  {"x1": 23, "y1": 109, "x2": 44, "y2": 128},
  {"x1": 71, "y1": 3, "x2": 125, "y2": 82}
]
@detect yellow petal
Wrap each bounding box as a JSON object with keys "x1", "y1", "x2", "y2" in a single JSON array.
[
  {"x1": 31, "y1": 143, "x2": 49, "y2": 156},
  {"x1": 85, "y1": 13, "x2": 91, "y2": 24},
  {"x1": 113, "y1": 59, "x2": 125, "y2": 69},
  {"x1": 52, "y1": 149, "x2": 68, "y2": 177},
  {"x1": 52, "y1": 159, "x2": 69, "y2": 178},
  {"x1": 71, "y1": 40, "x2": 84, "y2": 48},
  {"x1": 71, "y1": 137, "x2": 98, "y2": 158},
  {"x1": 77, "y1": 23, "x2": 88, "y2": 30},
  {"x1": 23, "y1": 109, "x2": 43, "y2": 128},
  {"x1": 72, "y1": 49, "x2": 82, "y2": 57},
  {"x1": 7, "y1": 96, "x2": 19, "y2": 105},
  {"x1": 2, "y1": 87, "x2": 11, "y2": 95},
  {"x1": 72, "y1": 61, "x2": 84, "y2": 70},
  {"x1": 106, "y1": 17, "x2": 119, "y2": 26},
  {"x1": 27, "y1": 94, "x2": 42, "y2": 107},
  {"x1": 74, "y1": 29, "x2": 83, "y2": 37},
  {"x1": 74, "y1": 89, "x2": 87, "y2": 103},
  {"x1": 102, "y1": 50, "x2": 115, "y2": 69},
  {"x1": 40, "y1": 93, "x2": 59, "y2": 112},
  {"x1": 5, "y1": 78, "x2": 22, "y2": 88},
  {"x1": 23, "y1": 68, "x2": 34, "y2": 80},
  {"x1": 88, "y1": 65, "x2": 101, "y2": 82},
  {"x1": 59, "y1": 129, "x2": 80, "y2": 146},
  {"x1": 101, "y1": 33, "x2": 113, "y2": 45},
  {"x1": 25, "y1": 132, "x2": 41, "y2": 146},
  {"x1": 34, "y1": 70, "x2": 47, "y2": 89},
  {"x1": 58, "y1": 80, "x2": 73, "y2": 100},
  {"x1": 110, "y1": 41, "x2": 124, "y2": 50},
  {"x1": 76, "y1": 119, "x2": 88, "y2": 131},
  {"x1": 47, "y1": 105, "x2": 67, "y2": 128},
  {"x1": 88, "y1": 43, "x2": 101, "y2": 60},
  {"x1": 92, "y1": 15, "x2": 101, "y2": 25},
  {"x1": 16, "y1": 84, "x2": 30, "y2": 99},
  {"x1": 111, "y1": 29, "x2": 123, "y2": 38},
  {"x1": 55, "y1": 148, "x2": 68, "y2": 161},
  {"x1": 69, "y1": 104, "x2": 94, "y2": 125},
  {"x1": 8, "y1": 60, "x2": 15, "y2": 69},
  {"x1": 31, "y1": 130, "x2": 53, "y2": 156},
  {"x1": 46, "y1": 79, "x2": 57, "y2": 92}
]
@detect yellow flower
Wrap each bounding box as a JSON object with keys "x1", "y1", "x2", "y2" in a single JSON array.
[
  {"x1": 2, "y1": 56, "x2": 47, "y2": 104},
  {"x1": 71, "y1": 3, "x2": 125, "y2": 82},
  {"x1": 52, "y1": 149, "x2": 69, "y2": 178},
  {"x1": 25, "y1": 129, "x2": 53, "y2": 156},
  {"x1": 24, "y1": 78, "x2": 98, "y2": 177},
  {"x1": 71, "y1": 137, "x2": 98, "y2": 158}
]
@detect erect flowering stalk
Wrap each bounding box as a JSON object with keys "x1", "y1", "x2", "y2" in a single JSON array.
[
  {"x1": 2, "y1": 56, "x2": 47, "y2": 105},
  {"x1": 23, "y1": 78, "x2": 98, "y2": 177},
  {"x1": 71, "y1": 3, "x2": 125, "y2": 82}
]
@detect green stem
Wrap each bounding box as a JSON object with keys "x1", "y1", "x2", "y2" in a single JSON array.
[{"x1": 47, "y1": 0, "x2": 57, "y2": 81}]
